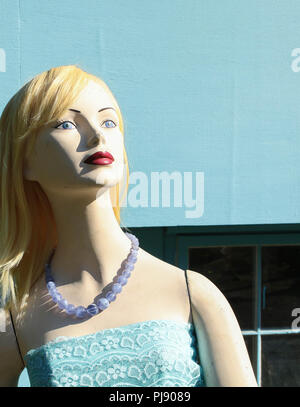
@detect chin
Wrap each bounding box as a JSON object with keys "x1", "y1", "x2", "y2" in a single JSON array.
[
  {"x1": 95, "y1": 172, "x2": 121, "y2": 186},
  {"x1": 96, "y1": 164, "x2": 124, "y2": 184}
]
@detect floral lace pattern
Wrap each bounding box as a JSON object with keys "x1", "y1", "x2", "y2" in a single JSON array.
[{"x1": 24, "y1": 319, "x2": 206, "y2": 387}]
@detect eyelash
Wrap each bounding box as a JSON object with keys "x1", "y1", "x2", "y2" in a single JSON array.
[{"x1": 54, "y1": 119, "x2": 117, "y2": 129}]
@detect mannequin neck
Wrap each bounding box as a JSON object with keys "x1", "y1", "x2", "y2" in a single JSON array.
[{"x1": 44, "y1": 187, "x2": 132, "y2": 290}]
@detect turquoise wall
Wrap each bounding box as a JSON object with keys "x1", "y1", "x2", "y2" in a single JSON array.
[{"x1": 1, "y1": 0, "x2": 300, "y2": 229}]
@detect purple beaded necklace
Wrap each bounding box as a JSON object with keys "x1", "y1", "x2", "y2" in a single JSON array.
[{"x1": 45, "y1": 232, "x2": 139, "y2": 318}]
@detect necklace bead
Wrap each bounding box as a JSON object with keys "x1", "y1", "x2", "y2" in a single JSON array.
[
  {"x1": 111, "y1": 283, "x2": 122, "y2": 294},
  {"x1": 86, "y1": 303, "x2": 99, "y2": 316},
  {"x1": 66, "y1": 304, "x2": 76, "y2": 315},
  {"x1": 123, "y1": 270, "x2": 131, "y2": 278},
  {"x1": 105, "y1": 291, "x2": 116, "y2": 302},
  {"x1": 117, "y1": 275, "x2": 128, "y2": 286},
  {"x1": 97, "y1": 297, "x2": 109, "y2": 310},
  {"x1": 45, "y1": 232, "x2": 139, "y2": 318},
  {"x1": 75, "y1": 306, "x2": 88, "y2": 318}
]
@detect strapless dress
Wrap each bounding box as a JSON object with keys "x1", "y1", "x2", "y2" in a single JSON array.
[{"x1": 24, "y1": 319, "x2": 206, "y2": 387}]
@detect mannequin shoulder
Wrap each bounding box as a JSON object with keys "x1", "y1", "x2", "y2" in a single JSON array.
[
  {"x1": 138, "y1": 249, "x2": 230, "y2": 313},
  {"x1": 185, "y1": 268, "x2": 227, "y2": 303},
  {"x1": 184, "y1": 268, "x2": 238, "y2": 320},
  {"x1": 184, "y1": 269, "x2": 258, "y2": 386}
]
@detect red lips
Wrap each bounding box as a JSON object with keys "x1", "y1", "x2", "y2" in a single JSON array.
[{"x1": 84, "y1": 151, "x2": 114, "y2": 165}]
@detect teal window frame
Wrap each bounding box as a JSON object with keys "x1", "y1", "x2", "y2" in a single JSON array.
[{"x1": 164, "y1": 229, "x2": 300, "y2": 387}]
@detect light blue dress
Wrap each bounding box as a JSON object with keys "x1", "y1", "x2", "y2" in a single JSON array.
[{"x1": 24, "y1": 319, "x2": 206, "y2": 387}]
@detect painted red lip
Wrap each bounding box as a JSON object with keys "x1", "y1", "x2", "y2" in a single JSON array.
[{"x1": 84, "y1": 151, "x2": 114, "y2": 165}]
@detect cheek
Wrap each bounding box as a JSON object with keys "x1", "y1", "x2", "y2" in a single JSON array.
[
  {"x1": 33, "y1": 137, "x2": 78, "y2": 178},
  {"x1": 117, "y1": 136, "x2": 125, "y2": 161},
  {"x1": 114, "y1": 142, "x2": 125, "y2": 169},
  {"x1": 111, "y1": 129, "x2": 124, "y2": 147}
]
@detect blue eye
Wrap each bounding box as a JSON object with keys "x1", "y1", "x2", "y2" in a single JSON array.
[
  {"x1": 55, "y1": 121, "x2": 76, "y2": 130},
  {"x1": 103, "y1": 120, "x2": 116, "y2": 128},
  {"x1": 54, "y1": 119, "x2": 116, "y2": 130}
]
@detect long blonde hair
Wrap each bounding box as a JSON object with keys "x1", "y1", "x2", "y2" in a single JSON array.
[{"x1": 0, "y1": 65, "x2": 130, "y2": 312}]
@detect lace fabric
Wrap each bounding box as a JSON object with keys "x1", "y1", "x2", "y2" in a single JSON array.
[{"x1": 24, "y1": 319, "x2": 206, "y2": 387}]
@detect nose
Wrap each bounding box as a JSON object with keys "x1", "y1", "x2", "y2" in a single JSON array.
[{"x1": 87, "y1": 126, "x2": 105, "y2": 148}]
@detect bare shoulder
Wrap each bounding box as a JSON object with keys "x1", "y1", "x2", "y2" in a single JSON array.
[
  {"x1": 137, "y1": 249, "x2": 192, "y2": 318},
  {"x1": 138, "y1": 249, "x2": 194, "y2": 295},
  {"x1": 184, "y1": 269, "x2": 258, "y2": 387},
  {"x1": 184, "y1": 268, "x2": 242, "y2": 330},
  {"x1": 151, "y1": 264, "x2": 235, "y2": 317},
  {"x1": 185, "y1": 268, "x2": 231, "y2": 309},
  {"x1": 138, "y1": 247, "x2": 186, "y2": 278}
]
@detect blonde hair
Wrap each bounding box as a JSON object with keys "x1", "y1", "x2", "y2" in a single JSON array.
[{"x1": 0, "y1": 65, "x2": 130, "y2": 313}]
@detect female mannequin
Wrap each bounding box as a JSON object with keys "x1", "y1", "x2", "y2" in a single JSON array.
[{"x1": 0, "y1": 65, "x2": 257, "y2": 387}]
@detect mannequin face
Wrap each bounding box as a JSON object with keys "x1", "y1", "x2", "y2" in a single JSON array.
[{"x1": 23, "y1": 80, "x2": 125, "y2": 196}]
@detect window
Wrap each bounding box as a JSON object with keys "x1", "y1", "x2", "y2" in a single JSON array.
[{"x1": 168, "y1": 232, "x2": 300, "y2": 387}]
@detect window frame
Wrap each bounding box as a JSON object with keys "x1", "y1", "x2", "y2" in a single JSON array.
[{"x1": 165, "y1": 231, "x2": 300, "y2": 387}]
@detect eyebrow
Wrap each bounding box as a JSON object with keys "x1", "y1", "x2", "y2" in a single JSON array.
[{"x1": 69, "y1": 107, "x2": 116, "y2": 114}]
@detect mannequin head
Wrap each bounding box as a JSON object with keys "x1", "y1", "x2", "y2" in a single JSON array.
[
  {"x1": 0, "y1": 65, "x2": 129, "y2": 311},
  {"x1": 24, "y1": 78, "x2": 126, "y2": 200}
]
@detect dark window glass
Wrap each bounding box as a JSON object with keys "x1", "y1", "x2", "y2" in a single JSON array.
[
  {"x1": 188, "y1": 246, "x2": 256, "y2": 330},
  {"x1": 262, "y1": 334, "x2": 300, "y2": 387},
  {"x1": 261, "y1": 246, "x2": 300, "y2": 329}
]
